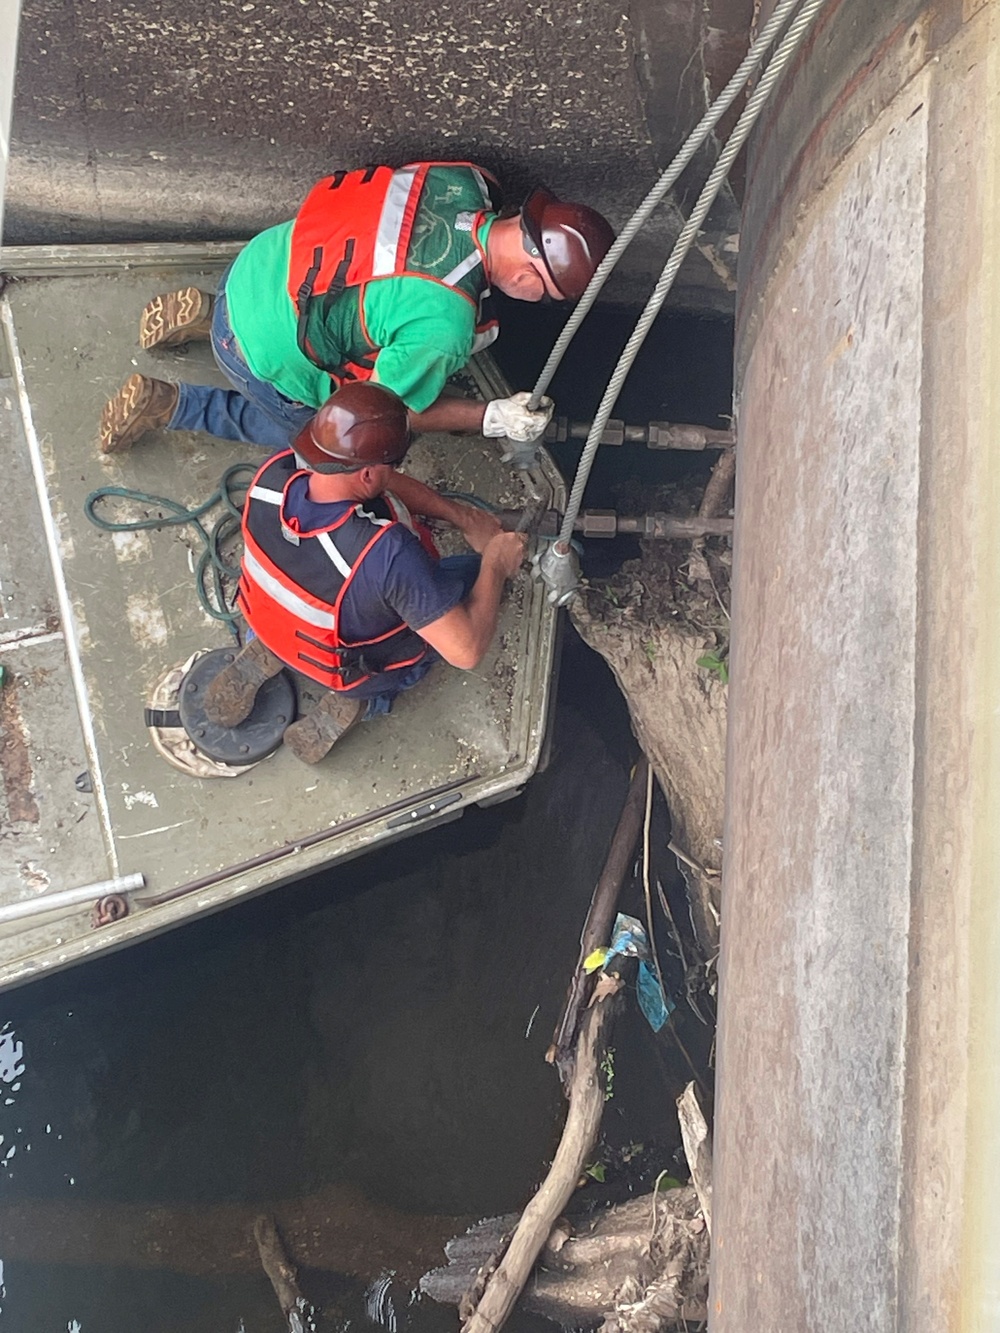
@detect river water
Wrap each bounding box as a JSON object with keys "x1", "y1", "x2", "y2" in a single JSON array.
[{"x1": 0, "y1": 305, "x2": 729, "y2": 1331}]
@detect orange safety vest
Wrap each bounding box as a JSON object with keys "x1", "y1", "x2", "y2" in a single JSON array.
[
  {"x1": 236, "y1": 450, "x2": 435, "y2": 691},
  {"x1": 288, "y1": 162, "x2": 500, "y2": 384}
]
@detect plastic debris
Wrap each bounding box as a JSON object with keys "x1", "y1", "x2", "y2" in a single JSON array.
[
  {"x1": 603, "y1": 913, "x2": 675, "y2": 1033},
  {"x1": 584, "y1": 947, "x2": 608, "y2": 973},
  {"x1": 636, "y1": 959, "x2": 673, "y2": 1032}
]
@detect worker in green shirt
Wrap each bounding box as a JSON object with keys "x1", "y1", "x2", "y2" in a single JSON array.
[{"x1": 100, "y1": 162, "x2": 614, "y2": 459}]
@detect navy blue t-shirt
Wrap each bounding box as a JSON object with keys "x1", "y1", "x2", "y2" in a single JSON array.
[{"x1": 282, "y1": 474, "x2": 469, "y2": 646}]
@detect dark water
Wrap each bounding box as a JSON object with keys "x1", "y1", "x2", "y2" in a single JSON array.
[
  {"x1": 0, "y1": 307, "x2": 728, "y2": 1331},
  {"x1": 493, "y1": 295, "x2": 734, "y2": 580},
  {"x1": 493, "y1": 295, "x2": 734, "y2": 494},
  {"x1": 0, "y1": 633, "x2": 710, "y2": 1333}
]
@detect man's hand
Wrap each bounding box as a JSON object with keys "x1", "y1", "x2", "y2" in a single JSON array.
[
  {"x1": 417, "y1": 530, "x2": 529, "y2": 670},
  {"x1": 484, "y1": 530, "x2": 528, "y2": 579},
  {"x1": 455, "y1": 504, "x2": 503, "y2": 554},
  {"x1": 482, "y1": 392, "x2": 555, "y2": 443}
]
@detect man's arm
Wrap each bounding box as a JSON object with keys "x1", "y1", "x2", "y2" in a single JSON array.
[
  {"x1": 417, "y1": 532, "x2": 527, "y2": 670},
  {"x1": 362, "y1": 282, "x2": 551, "y2": 438},
  {"x1": 408, "y1": 392, "x2": 554, "y2": 442},
  {"x1": 388, "y1": 471, "x2": 501, "y2": 553},
  {"x1": 408, "y1": 395, "x2": 487, "y2": 435}
]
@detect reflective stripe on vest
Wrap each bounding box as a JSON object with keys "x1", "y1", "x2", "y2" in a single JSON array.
[
  {"x1": 440, "y1": 250, "x2": 484, "y2": 288},
  {"x1": 237, "y1": 450, "x2": 430, "y2": 690},
  {"x1": 242, "y1": 547, "x2": 338, "y2": 630},
  {"x1": 372, "y1": 164, "x2": 421, "y2": 277},
  {"x1": 315, "y1": 530, "x2": 352, "y2": 579},
  {"x1": 288, "y1": 162, "x2": 499, "y2": 380}
]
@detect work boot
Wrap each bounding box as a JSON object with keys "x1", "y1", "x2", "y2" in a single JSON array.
[
  {"x1": 99, "y1": 374, "x2": 179, "y2": 455},
  {"x1": 282, "y1": 693, "x2": 363, "y2": 765},
  {"x1": 139, "y1": 287, "x2": 214, "y2": 350},
  {"x1": 202, "y1": 638, "x2": 287, "y2": 728}
]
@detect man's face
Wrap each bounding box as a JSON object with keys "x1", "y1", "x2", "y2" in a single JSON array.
[
  {"x1": 360, "y1": 463, "x2": 397, "y2": 498},
  {"x1": 499, "y1": 257, "x2": 564, "y2": 303}
]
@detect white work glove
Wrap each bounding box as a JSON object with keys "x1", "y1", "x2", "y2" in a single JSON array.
[{"x1": 482, "y1": 391, "x2": 554, "y2": 443}]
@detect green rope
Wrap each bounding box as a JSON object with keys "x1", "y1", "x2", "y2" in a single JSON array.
[
  {"x1": 439, "y1": 489, "x2": 501, "y2": 514},
  {"x1": 84, "y1": 477, "x2": 500, "y2": 636},
  {"x1": 83, "y1": 463, "x2": 256, "y2": 637}
]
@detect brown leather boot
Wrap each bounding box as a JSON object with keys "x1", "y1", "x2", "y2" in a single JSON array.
[
  {"x1": 202, "y1": 638, "x2": 287, "y2": 728},
  {"x1": 283, "y1": 693, "x2": 363, "y2": 765},
  {"x1": 139, "y1": 287, "x2": 214, "y2": 350},
  {"x1": 99, "y1": 374, "x2": 179, "y2": 455}
]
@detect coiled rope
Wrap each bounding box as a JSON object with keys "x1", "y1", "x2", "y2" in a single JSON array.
[{"x1": 83, "y1": 463, "x2": 255, "y2": 634}]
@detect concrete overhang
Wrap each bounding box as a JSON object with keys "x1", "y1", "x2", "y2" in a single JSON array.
[{"x1": 5, "y1": 0, "x2": 752, "y2": 312}]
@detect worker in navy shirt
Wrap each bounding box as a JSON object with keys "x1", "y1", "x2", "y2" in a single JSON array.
[{"x1": 204, "y1": 382, "x2": 527, "y2": 764}]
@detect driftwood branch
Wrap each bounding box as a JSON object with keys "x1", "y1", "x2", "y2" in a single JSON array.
[
  {"x1": 676, "y1": 1083, "x2": 713, "y2": 1238},
  {"x1": 547, "y1": 754, "x2": 649, "y2": 1082},
  {"x1": 463, "y1": 986, "x2": 622, "y2": 1333},
  {"x1": 698, "y1": 448, "x2": 737, "y2": 521},
  {"x1": 422, "y1": 1189, "x2": 710, "y2": 1328},
  {"x1": 254, "y1": 1214, "x2": 315, "y2": 1333}
]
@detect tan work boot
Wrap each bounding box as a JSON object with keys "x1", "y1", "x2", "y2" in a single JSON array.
[
  {"x1": 283, "y1": 693, "x2": 363, "y2": 765},
  {"x1": 99, "y1": 374, "x2": 179, "y2": 455},
  {"x1": 203, "y1": 638, "x2": 287, "y2": 728},
  {"x1": 139, "y1": 287, "x2": 214, "y2": 350}
]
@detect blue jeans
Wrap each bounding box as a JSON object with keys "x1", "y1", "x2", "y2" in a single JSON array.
[
  {"x1": 248, "y1": 556, "x2": 483, "y2": 720},
  {"x1": 167, "y1": 274, "x2": 316, "y2": 449}
]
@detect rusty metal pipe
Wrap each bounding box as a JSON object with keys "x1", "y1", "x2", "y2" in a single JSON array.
[
  {"x1": 0, "y1": 873, "x2": 145, "y2": 927},
  {"x1": 498, "y1": 509, "x2": 734, "y2": 540},
  {"x1": 544, "y1": 416, "x2": 734, "y2": 450}
]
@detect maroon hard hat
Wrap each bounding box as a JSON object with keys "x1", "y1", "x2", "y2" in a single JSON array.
[
  {"x1": 519, "y1": 188, "x2": 615, "y2": 301},
  {"x1": 292, "y1": 382, "x2": 411, "y2": 471}
]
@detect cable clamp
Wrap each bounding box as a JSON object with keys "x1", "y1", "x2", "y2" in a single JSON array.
[{"x1": 531, "y1": 541, "x2": 581, "y2": 607}]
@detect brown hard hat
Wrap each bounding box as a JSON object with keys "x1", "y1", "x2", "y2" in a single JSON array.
[
  {"x1": 520, "y1": 188, "x2": 616, "y2": 301},
  {"x1": 292, "y1": 382, "x2": 411, "y2": 471}
]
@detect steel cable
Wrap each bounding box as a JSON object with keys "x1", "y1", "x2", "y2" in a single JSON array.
[
  {"x1": 527, "y1": 0, "x2": 807, "y2": 412},
  {"x1": 555, "y1": 0, "x2": 829, "y2": 551}
]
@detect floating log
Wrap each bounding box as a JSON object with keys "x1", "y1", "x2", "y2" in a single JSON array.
[
  {"x1": 547, "y1": 753, "x2": 650, "y2": 1083},
  {"x1": 422, "y1": 1189, "x2": 709, "y2": 1328},
  {"x1": 462, "y1": 985, "x2": 623, "y2": 1333},
  {"x1": 254, "y1": 1214, "x2": 315, "y2": 1332}
]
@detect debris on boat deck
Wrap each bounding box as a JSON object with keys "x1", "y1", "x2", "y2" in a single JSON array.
[{"x1": 0, "y1": 248, "x2": 562, "y2": 991}]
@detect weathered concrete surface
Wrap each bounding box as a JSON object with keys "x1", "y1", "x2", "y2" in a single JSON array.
[
  {"x1": 0, "y1": 0, "x2": 22, "y2": 244},
  {"x1": 714, "y1": 0, "x2": 1000, "y2": 1329},
  {"x1": 5, "y1": 0, "x2": 751, "y2": 310}
]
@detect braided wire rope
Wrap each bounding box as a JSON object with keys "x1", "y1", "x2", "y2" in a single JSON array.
[
  {"x1": 555, "y1": 0, "x2": 830, "y2": 552},
  {"x1": 526, "y1": 0, "x2": 807, "y2": 412}
]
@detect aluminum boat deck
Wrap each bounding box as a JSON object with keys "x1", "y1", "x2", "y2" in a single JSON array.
[{"x1": 0, "y1": 244, "x2": 562, "y2": 991}]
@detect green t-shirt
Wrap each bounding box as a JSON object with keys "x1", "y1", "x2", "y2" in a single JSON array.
[{"x1": 225, "y1": 214, "x2": 495, "y2": 413}]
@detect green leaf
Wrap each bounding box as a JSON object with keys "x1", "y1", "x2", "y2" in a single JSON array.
[
  {"x1": 655, "y1": 1174, "x2": 683, "y2": 1192},
  {"x1": 696, "y1": 652, "x2": 729, "y2": 684},
  {"x1": 584, "y1": 1162, "x2": 606, "y2": 1182}
]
